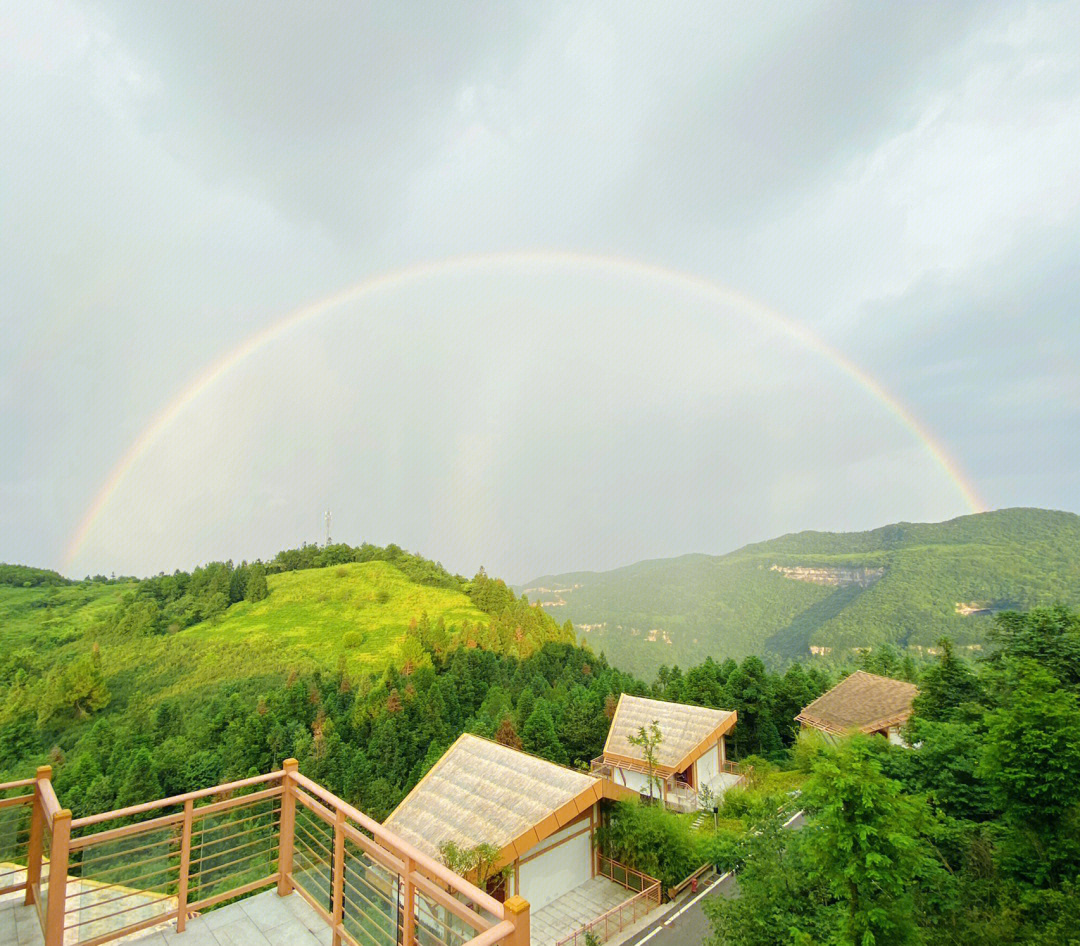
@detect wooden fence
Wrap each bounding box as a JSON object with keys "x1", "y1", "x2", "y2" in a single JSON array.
[{"x1": 2, "y1": 765, "x2": 528, "y2": 946}]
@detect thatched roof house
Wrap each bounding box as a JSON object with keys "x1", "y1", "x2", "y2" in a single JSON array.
[
  {"x1": 602, "y1": 694, "x2": 737, "y2": 778},
  {"x1": 796, "y1": 670, "x2": 919, "y2": 739},
  {"x1": 385, "y1": 733, "x2": 609, "y2": 863}
]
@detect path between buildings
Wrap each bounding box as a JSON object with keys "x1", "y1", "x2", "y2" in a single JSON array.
[{"x1": 617, "y1": 809, "x2": 807, "y2": 946}]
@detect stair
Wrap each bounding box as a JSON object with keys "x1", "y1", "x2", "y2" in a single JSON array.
[{"x1": 691, "y1": 811, "x2": 706, "y2": 830}]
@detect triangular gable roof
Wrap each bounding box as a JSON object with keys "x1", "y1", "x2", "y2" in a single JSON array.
[
  {"x1": 384, "y1": 733, "x2": 618, "y2": 868},
  {"x1": 796, "y1": 670, "x2": 919, "y2": 735},
  {"x1": 602, "y1": 694, "x2": 737, "y2": 777}
]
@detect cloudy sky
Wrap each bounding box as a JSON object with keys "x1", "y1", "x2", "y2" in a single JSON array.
[{"x1": 3, "y1": 1, "x2": 1078, "y2": 583}]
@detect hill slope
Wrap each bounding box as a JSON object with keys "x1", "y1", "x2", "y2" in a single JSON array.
[
  {"x1": 0, "y1": 556, "x2": 572, "y2": 779},
  {"x1": 520, "y1": 508, "x2": 1080, "y2": 676}
]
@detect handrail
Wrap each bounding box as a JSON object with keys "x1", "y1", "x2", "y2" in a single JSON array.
[
  {"x1": 0, "y1": 777, "x2": 36, "y2": 790},
  {"x1": 668, "y1": 861, "x2": 712, "y2": 899},
  {"x1": 555, "y1": 878, "x2": 661, "y2": 946},
  {"x1": 21, "y1": 764, "x2": 523, "y2": 946},
  {"x1": 38, "y1": 778, "x2": 62, "y2": 823},
  {"x1": 292, "y1": 770, "x2": 507, "y2": 919},
  {"x1": 598, "y1": 854, "x2": 661, "y2": 898},
  {"x1": 70, "y1": 770, "x2": 285, "y2": 828}
]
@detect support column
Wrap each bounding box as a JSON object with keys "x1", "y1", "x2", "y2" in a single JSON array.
[
  {"x1": 504, "y1": 895, "x2": 530, "y2": 946},
  {"x1": 24, "y1": 765, "x2": 50, "y2": 906},
  {"x1": 278, "y1": 759, "x2": 298, "y2": 896},
  {"x1": 176, "y1": 798, "x2": 193, "y2": 932},
  {"x1": 401, "y1": 857, "x2": 415, "y2": 946},
  {"x1": 331, "y1": 808, "x2": 345, "y2": 946},
  {"x1": 43, "y1": 809, "x2": 71, "y2": 946}
]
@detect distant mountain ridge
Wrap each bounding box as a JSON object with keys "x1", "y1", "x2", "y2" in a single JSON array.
[{"x1": 519, "y1": 508, "x2": 1080, "y2": 677}]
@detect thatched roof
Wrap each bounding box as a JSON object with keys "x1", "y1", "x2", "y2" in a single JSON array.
[
  {"x1": 602, "y1": 695, "x2": 737, "y2": 776},
  {"x1": 796, "y1": 670, "x2": 919, "y2": 734},
  {"x1": 384, "y1": 734, "x2": 605, "y2": 865}
]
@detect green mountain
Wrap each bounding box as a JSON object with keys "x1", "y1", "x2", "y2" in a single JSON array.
[{"x1": 520, "y1": 508, "x2": 1080, "y2": 677}]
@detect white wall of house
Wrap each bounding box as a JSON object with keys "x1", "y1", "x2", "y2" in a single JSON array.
[
  {"x1": 616, "y1": 767, "x2": 653, "y2": 795},
  {"x1": 694, "y1": 741, "x2": 721, "y2": 788},
  {"x1": 516, "y1": 813, "x2": 593, "y2": 912}
]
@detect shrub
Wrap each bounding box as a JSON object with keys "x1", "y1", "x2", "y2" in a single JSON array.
[
  {"x1": 708, "y1": 826, "x2": 745, "y2": 873},
  {"x1": 596, "y1": 800, "x2": 709, "y2": 891},
  {"x1": 343, "y1": 631, "x2": 364, "y2": 649}
]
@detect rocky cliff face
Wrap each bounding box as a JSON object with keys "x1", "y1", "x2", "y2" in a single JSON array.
[{"x1": 770, "y1": 564, "x2": 885, "y2": 588}]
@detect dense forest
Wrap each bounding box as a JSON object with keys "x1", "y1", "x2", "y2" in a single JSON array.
[
  {"x1": 706, "y1": 606, "x2": 1080, "y2": 945},
  {"x1": 6, "y1": 634, "x2": 836, "y2": 823}
]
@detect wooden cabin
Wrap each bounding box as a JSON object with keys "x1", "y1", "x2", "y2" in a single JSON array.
[
  {"x1": 384, "y1": 733, "x2": 632, "y2": 912},
  {"x1": 591, "y1": 694, "x2": 740, "y2": 811},
  {"x1": 796, "y1": 670, "x2": 919, "y2": 745}
]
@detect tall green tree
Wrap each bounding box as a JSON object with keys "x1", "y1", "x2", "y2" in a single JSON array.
[
  {"x1": 245, "y1": 563, "x2": 269, "y2": 602},
  {"x1": 980, "y1": 658, "x2": 1080, "y2": 882},
  {"x1": 912, "y1": 638, "x2": 983, "y2": 722},
  {"x1": 627, "y1": 720, "x2": 663, "y2": 800},
  {"x1": 521, "y1": 702, "x2": 567, "y2": 764},
  {"x1": 802, "y1": 735, "x2": 940, "y2": 946}
]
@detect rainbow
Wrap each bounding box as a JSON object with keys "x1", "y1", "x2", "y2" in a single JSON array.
[{"x1": 62, "y1": 251, "x2": 985, "y2": 572}]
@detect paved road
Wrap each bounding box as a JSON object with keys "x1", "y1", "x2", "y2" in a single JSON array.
[{"x1": 624, "y1": 809, "x2": 806, "y2": 946}]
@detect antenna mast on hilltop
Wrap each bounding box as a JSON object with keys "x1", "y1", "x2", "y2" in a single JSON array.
[{"x1": 325, "y1": 509, "x2": 332, "y2": 546}]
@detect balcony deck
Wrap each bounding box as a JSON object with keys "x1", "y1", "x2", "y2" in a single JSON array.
[{"x1": 1, "y1": 889, "x2": 331, "y2": 946}]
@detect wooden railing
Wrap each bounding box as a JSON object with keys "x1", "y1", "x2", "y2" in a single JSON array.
[
  {"x1": 597, "y1": 855, "x2": 661, "y2": 901},
  {"x1": 667, "y1": 861, "x2": 712, "y2": 900},
  {"x1": 556, "y1": 857, "x2": 660, "y2": 946},
  {"x1": 721, "y1": 760, "x2": 751, "y2": 781},
  {"x1": 12, "y1": 763, "x2": 528, "y2": 946},
  {"x1": 664, "y1": 783, "x2": 698, "y2": 814},
  {"x1": 0, "y1": 776, "x2": 35, "y2": 898}
]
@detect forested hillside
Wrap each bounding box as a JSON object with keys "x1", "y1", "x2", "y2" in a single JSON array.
[
  {"x1": 521, "y1": 508, "x2": 1080, "y2": 675},
  {"x1": 0, "y1": 544, "x2": 575, "y2": 784}
]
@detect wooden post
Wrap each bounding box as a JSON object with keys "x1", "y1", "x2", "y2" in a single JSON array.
[
  {"x1": 24, "y1": 765, "x2": 50, "y2": 906},
  {"x1": 331, "y1": 808, "x2": 345, "y2": 946},
  {"x1": 44, "y1": 809, "x2": 71, "y2": 946},
  {"x1": 278, "y1": 760, "x2": 298, "y2": 896},
  {"x1": 176, "y1": 797, "x2": 193, "y2": 932},
  {"x1": 401, "y1": 856, "x2": 415, "y2": 946},
  {"x1": 505, "y1": 895, "x2": 530, "y2": 946}
]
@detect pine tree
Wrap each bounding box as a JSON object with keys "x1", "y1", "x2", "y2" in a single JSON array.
[
  {"x1": 245, "y1": 563, "x2": 268, "y2": 602},
  {"x1": 521, "y1": 702, "x2": 567, "y2": 764},
  {"x1": 912, "y1": 638, "x2": 983, "y2": 722},
  {"x1": 117, "y1": 748, "x2": 163, "y2": 808},
  {"x1": 495, "y1": 717, "x2": 523, "y2": 750}
]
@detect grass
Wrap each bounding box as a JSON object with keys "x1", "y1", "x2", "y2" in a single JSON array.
[{"x1": 0, "y1": 561, "x2": 489, "y2": 771}]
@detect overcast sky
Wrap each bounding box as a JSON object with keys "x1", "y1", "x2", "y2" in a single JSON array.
[{"x1": 3, "y1": 1, "x2": 1079, "y2": 583}]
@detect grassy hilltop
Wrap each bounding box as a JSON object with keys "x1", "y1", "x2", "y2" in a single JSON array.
[
  {"x1": 0, "y1": 549, "x2": 573, "y2": 781},
  {"x1": 520, "y1": 508, "x2": 1080, "y2": 676}
]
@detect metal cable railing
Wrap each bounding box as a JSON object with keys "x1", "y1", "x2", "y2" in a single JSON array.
[{"x1": 16, "y1": 763, "x2": 527, "y2": 946}]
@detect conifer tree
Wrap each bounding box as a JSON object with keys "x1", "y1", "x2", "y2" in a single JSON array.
[{"x1": 521, "y1": 702, "x2": 567, "y2": 764}]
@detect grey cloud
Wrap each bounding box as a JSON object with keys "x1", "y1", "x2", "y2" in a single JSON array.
[{"x1": 2, "y1": 0, "x2": 1078, "y2": 578}]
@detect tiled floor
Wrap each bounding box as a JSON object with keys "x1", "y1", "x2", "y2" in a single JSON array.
[
  {"x1": 531, "y1": 876, "x2": 649, "y2": 946},
  {"x1": 0, "y1": 889, "x2": 332, "y2": 946}
]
